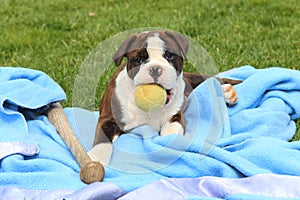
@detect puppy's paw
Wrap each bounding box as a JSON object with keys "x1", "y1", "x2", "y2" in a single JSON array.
[
  {"x1": 160, "y1": 121, "x2": 184, "y2": 136},
  {"x1": 222, "y1": 84, "x2": 238, "y2": 105},
  {"x1": 88, "y1": 143, "x2": 113, "y2": 166}
]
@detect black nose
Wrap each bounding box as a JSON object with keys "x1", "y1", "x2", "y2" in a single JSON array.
[{"x1": 149, "y1": 66, "x2": 162, "y2": 82}]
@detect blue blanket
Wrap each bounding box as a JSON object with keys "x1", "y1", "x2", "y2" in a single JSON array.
[
  {"x1": 1, "y1": 66, "x2": 300, "y2": 199},
  {"x1": 0, "y1": 67, "x2": 86, "y2": 191},
  {"x1": 103, "y1": 66, "x2": 300, "y2": 192}
]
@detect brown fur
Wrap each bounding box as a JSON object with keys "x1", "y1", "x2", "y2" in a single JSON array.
[{"x1": 93, "y1": 31, "x2": 241, "y2": 146}]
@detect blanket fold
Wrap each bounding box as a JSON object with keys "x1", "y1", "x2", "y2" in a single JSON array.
[{"x1": 0, "y1": 67, "x2": 86, "y2": 190}]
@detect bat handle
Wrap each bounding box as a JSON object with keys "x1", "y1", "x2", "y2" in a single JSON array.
[{"x1": 46, "y1": 102, "x2": 104, "y2": 184}]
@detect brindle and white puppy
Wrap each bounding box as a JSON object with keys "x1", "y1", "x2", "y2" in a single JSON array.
[{"x1": 90, "y1": 31, "x2": 240, "y2": 164}]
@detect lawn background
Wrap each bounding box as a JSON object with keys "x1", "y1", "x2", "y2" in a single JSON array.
[{"x1": 1, "y1": 0, "x2": 299, "y2": 139}]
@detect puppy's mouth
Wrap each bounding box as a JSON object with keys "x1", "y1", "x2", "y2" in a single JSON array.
[
  {"x1": 165, "y1": 88, "x2": 175, "y2": 106},
  {"x1": 150, "y1": 83, "x2": 175, "y2": 106},
  {"x1": 136, "y1": 83, "x2": 175, "y2": 106},
  {"x1": 165, "y1": 88, "x2": 174, "y2": 105}
]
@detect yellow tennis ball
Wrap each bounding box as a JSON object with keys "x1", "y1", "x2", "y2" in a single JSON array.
[{"x1": 134, "y1": 84, "x2": 167, "y2": 112}]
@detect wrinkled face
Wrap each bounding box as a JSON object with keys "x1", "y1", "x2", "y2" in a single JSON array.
[
  {"x1": 113, "y1": 31, "x2": 188, "y2": 105},
  {"x1": 127, "y1": 33, "x2": 184, "y2": 89}
]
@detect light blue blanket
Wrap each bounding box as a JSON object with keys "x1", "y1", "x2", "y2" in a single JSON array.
[
  {"x1": 1, "y1": 66, "x2": 300, "y2": 199},
  {"x1": 0, "y1": 67, "x2": 86, "y2": 190},
  {"x1": 103, "y1": 66, "x2": 300, "y2": 192}
]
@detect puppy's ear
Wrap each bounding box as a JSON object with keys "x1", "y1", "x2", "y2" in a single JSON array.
[
  {"x1": 164, "y1": 31, "x2": 189, "y2": 60},
  {"x1": 113, "y1": 34, "x2": 138, "y2": 66}
]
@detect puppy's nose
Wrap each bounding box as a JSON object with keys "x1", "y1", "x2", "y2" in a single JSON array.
[{"x1": 149, "y1": 66, "x2": 162, "y2": 82}]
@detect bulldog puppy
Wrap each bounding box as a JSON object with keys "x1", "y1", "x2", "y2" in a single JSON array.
[{"x1": 90, "y1": 31, "x2": 241, "y2": 164}]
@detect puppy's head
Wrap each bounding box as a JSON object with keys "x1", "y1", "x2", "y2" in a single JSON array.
[{"x1": 113, "y1": 30, "x2": 189, "y2": 105}]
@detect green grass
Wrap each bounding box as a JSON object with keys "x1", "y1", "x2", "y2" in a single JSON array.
[{"x1": 0, "y1": 0, "x2": 299, "y2": 139}]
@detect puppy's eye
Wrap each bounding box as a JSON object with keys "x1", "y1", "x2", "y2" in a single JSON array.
[
  {"x1": 164, "y1": 51, "x2": 175, "y2": 61},
  {"x1": 133, "y1": 57, "x2": 143, "y2": 65}
]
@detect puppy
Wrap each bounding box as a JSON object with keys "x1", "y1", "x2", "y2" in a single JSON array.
[{"x1": 90, "y1": 31, "x2": 240, "y2": 164}]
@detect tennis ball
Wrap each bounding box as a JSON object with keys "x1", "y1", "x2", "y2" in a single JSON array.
[{"x1": 134, "y1": 84, "x2": 167, "y2": 112}]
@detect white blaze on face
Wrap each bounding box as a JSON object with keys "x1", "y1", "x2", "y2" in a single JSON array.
[{"x1": 146, "y1": 33, "x2": 165, "y2": 61}]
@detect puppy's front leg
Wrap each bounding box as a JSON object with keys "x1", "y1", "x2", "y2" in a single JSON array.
[
  {"x1": 89, "y1": 117, "x2": 122, "y2": 166},
  {"x1": 89, "y1": 142, "x2": 113, "y2": 166},
  {"x1": 160, "y1": 111, "x2": 185, "y2": 136},
  {"x1": 160, "y1": 121, "x2": 184, "y2": 136}
]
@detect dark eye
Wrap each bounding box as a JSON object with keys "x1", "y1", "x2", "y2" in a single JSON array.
[
  {"x1": 164, "y1": 51, "x2": 175, "y2": 60},
  {"x1": 133, "y1": 57, "x2": 143, "y2": 65}
]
